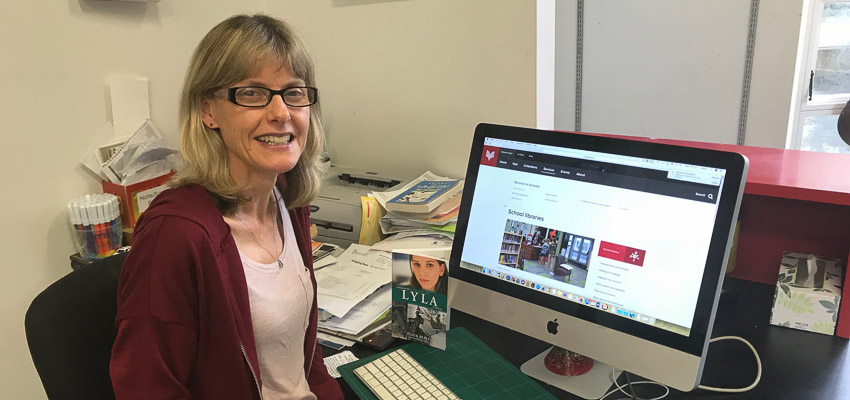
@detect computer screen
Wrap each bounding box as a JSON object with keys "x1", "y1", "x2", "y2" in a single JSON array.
[{"x1": 448, "y1": 123, "x2": 748, "y2": 393}]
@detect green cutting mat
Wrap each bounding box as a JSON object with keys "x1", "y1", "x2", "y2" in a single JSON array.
[{"x1": 337, "y1": 327, "x2": 556, "y2": 399}]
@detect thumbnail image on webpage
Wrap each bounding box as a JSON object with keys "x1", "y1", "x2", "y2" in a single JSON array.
[{"x1": 500, "y1": 219, "x2": 594, "y2": 289}]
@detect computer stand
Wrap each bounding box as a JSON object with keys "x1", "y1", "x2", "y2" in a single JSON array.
[{"x1": 520, "y1": 347, "x2": 621, "y2": 399}]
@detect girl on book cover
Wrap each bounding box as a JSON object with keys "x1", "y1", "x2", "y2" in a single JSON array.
[{"x1": 409, "y1": 254, "x2": 448, "y2": 295}]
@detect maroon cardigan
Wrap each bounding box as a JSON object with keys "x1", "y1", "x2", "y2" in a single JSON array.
[{"x1": 110, "y1": 183, "x2": 342, "y2": 399}]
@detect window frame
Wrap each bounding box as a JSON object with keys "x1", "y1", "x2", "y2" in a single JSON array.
[{"x1": 788, "y1": 0, "x2": 850, "y2": 150}]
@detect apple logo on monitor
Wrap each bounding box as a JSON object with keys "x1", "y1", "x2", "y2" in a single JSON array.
[{"x1": 547, "y1": 318, "x2": 559, "y2": 335}]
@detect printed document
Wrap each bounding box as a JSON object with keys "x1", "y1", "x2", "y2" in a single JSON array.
[{"x1": 315, "y1": 244, "x2": 392, "y2": 318}]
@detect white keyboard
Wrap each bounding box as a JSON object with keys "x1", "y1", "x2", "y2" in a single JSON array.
[{"x1": 354, "y1": 348, "x2": 459, "y2": 400}]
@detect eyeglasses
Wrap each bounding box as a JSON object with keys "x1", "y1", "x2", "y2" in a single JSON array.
[{"x1": 223, "y1": 86, "x2": 318, "y2": 108}]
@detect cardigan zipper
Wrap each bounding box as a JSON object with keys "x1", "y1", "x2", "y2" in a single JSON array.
[
  {"x1": 306, "y1": 338, "x2": 316, "y2": 379},
  {"x1": 240, "y1": 342, "x2": 264, "y2": 400}
]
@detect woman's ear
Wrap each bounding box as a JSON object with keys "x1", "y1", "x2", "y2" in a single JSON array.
[{"x1": 201, "y1": 99, "x2": 219, "y2": 129}]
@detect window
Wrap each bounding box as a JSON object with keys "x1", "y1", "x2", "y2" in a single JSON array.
[{"x1": 789, "y1": 0, "x2": 850, "y2": 153}]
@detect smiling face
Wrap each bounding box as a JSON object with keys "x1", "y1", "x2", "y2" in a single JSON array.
[
  {"x1": 201, "y1": 60, "x2": 310, "y2": 183},
  {"x1": 410, "y1": 255, "x2": 446, "y2": 292}
]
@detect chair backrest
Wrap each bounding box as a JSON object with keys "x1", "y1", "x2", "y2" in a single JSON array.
[{"x1": 25, "y1": 252, "x2": 127, "y2": 400}]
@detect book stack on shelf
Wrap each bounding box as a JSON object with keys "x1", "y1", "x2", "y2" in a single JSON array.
[
  {"x1": 373, "y1": 172, "x2": 464, "y2": 235},
  {"x1": 500, "y1": 232, "x2": 523, "y2": 269}
]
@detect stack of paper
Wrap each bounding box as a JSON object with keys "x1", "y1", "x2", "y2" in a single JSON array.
[
  {"x1": 315, "y1": 244, "x2": 393, "y2": 344},
  {"x1": 81, "y1": 119, "x2": 181, "y2": 185},
  {"x1": 371, "y1": 171, "x2": 463, "y2": 235}
]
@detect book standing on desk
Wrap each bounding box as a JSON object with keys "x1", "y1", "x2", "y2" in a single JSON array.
[{"x1": 391, "y1": 248, "x2": 451, "y2": 349}]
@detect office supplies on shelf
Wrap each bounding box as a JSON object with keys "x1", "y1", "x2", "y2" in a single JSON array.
[
  {"x1": 354, "y1": 348, "x2": 459, "y2": 400},
  {"x1": 338, "y1": 327, "x2": 556, "y2": 400},
  {"x1": 770, "y1": 252, "x2": 843, "y2": 335},
  {"x1": 67, "y1": 194, "x2": 123, "y2": 261},
  {"x1": 311, "y1": 166, "x2": 410, "y2": 248}
]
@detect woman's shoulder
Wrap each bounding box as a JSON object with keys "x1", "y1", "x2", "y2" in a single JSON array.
[{"x1": 135, "y1": 184, "x2": 229, "y2": 241}]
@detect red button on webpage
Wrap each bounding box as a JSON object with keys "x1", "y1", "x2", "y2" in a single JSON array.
[{"x1": 598, "y1": 241, "x2": 646, "y2": 267}]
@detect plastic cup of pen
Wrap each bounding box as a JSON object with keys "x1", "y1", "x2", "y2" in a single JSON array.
[
  {"x1": 72, "y1": 218, "x2": 123, "y2": 261},
  {"x1": 68, "y1": 193, "x2": 124, "y2": 262}
]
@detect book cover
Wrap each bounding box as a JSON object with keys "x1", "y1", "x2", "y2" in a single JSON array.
[
  {"x1": 389, "y1": 191, "x2": 462, "y2": 223},
  {"x1": 390, "y1": 247, "x2": 452, "y2": 349},
  {"x1": 385, "y1": 180, "x2": 463, "y2": 213}
]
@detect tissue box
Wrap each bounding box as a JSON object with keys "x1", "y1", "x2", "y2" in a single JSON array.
[
  {"x1": 102, "y1": 171, "x2": 175, "y2": 228},
  {"x1": 770, "y1": 252, "x2": 843, "y2": 335}
]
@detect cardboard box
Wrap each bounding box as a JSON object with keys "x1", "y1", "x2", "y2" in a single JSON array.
[
  {"x1": 102, "y1": 171, "x2": 175, "y2": 228},
  {"x1": 770, "y1": 252, "x2": 843, "y2": 335}
]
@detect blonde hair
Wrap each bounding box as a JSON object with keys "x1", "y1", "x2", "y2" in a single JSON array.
[{"x1": 173, "y1": 14, "x2": 325, "y2": 213}]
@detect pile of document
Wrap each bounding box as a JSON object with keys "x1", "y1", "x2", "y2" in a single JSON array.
[
  {"x1": 371, "y1": 171, "x2": 463, "y2": 235},
  {"x1": 81, "y1": 119, "x2": 181, "y2": 185},
  {"x1": 315, "y1": 244, "x2": 393, "y2": 347},
  {"x1": 314, "y1": 232, "x2": 455, "y2": 348}
]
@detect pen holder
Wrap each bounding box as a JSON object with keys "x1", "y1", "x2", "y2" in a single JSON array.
[{"x1": 72, "y1": 219, "x2": 123, "y2": 261}]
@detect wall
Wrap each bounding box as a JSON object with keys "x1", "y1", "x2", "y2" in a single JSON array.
[
  {"x1": 271, "y1": 1, "x2": 537, "y2": 178},
  {"x1": 0, "y1": 1, "x2": 536, "y2": 398},
  {"x1": 551, "y1": 0, "x2": 804, "y2": 148}
]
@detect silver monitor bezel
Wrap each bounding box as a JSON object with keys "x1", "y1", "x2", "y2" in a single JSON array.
[{"x1": 448, "y1": 123, "x2": 748, "y2": 391}]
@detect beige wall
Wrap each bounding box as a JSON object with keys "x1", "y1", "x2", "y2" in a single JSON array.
[
  {"x1": 275, "y1": 1, "x2": 537, "y2": 178},
  {"x1": 550, "y1": 0, "x2": 804, "y2": 148},
  {"x1": 0, "y1": 1, "x2": 536, "y2": 397}
]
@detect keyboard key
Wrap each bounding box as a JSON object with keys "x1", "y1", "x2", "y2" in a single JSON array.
[{"x1": 371, "y1": 384, "x2": 395, "y2": 399}]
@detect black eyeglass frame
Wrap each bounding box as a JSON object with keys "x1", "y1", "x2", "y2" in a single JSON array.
[{"x1": 224, "y1": 86, "x2": 319, "y2": 108}]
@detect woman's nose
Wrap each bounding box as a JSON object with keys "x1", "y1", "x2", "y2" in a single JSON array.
[{"x1": 267, "y1": 93, "x2": 291, "y2": 122}]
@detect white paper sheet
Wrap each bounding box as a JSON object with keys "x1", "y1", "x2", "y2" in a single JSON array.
[
  {"x1": 315, "y1": 244, "x2": 392, "y2": 318},
  {"x1": 108, "y1": 77, "x2": 150, "y2": 139},
  {"x1": 313, "y1": 255, "x2": 338, "y2": 271},
  {"x1": 318, "y1": 284, "x2": 391, "y2": 335},
  {"x1": 323, "y1": 350, "x2": 359, "y2": 378},
  {"x1": 371, "y1": 231, "x2": 455, "y2": 252}
]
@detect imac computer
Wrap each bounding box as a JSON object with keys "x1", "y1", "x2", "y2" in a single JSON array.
[{"x1": 448, "y1": 123, "x2": 748, "y2": 398}]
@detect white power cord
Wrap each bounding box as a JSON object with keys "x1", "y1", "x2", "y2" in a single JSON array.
[
  {"x1": 597, "y1": 367, "x2": 669, "y2": 400},
  {"x1": 596, "y1": 335, "x2": 761, "y2": 399},
  {"x1": 697, "y1": 336, "x2": 762, "y2": 393}
]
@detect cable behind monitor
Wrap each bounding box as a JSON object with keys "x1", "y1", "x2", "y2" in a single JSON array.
[{"x1": 598, "y1": 336, "x2": 762, "y2": 399}]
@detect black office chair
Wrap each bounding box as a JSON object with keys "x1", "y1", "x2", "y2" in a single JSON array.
[{"x1": 25, "y1": 252, "x2": 127, "y2": 400}]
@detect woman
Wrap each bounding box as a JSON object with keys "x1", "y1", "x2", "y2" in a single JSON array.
[
  {"x1": 110, "y1": 15, "x2": 343, "y2": 400},
  {"x1": 409, "y1": 254, "x2": 448, "y2": 294}
]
